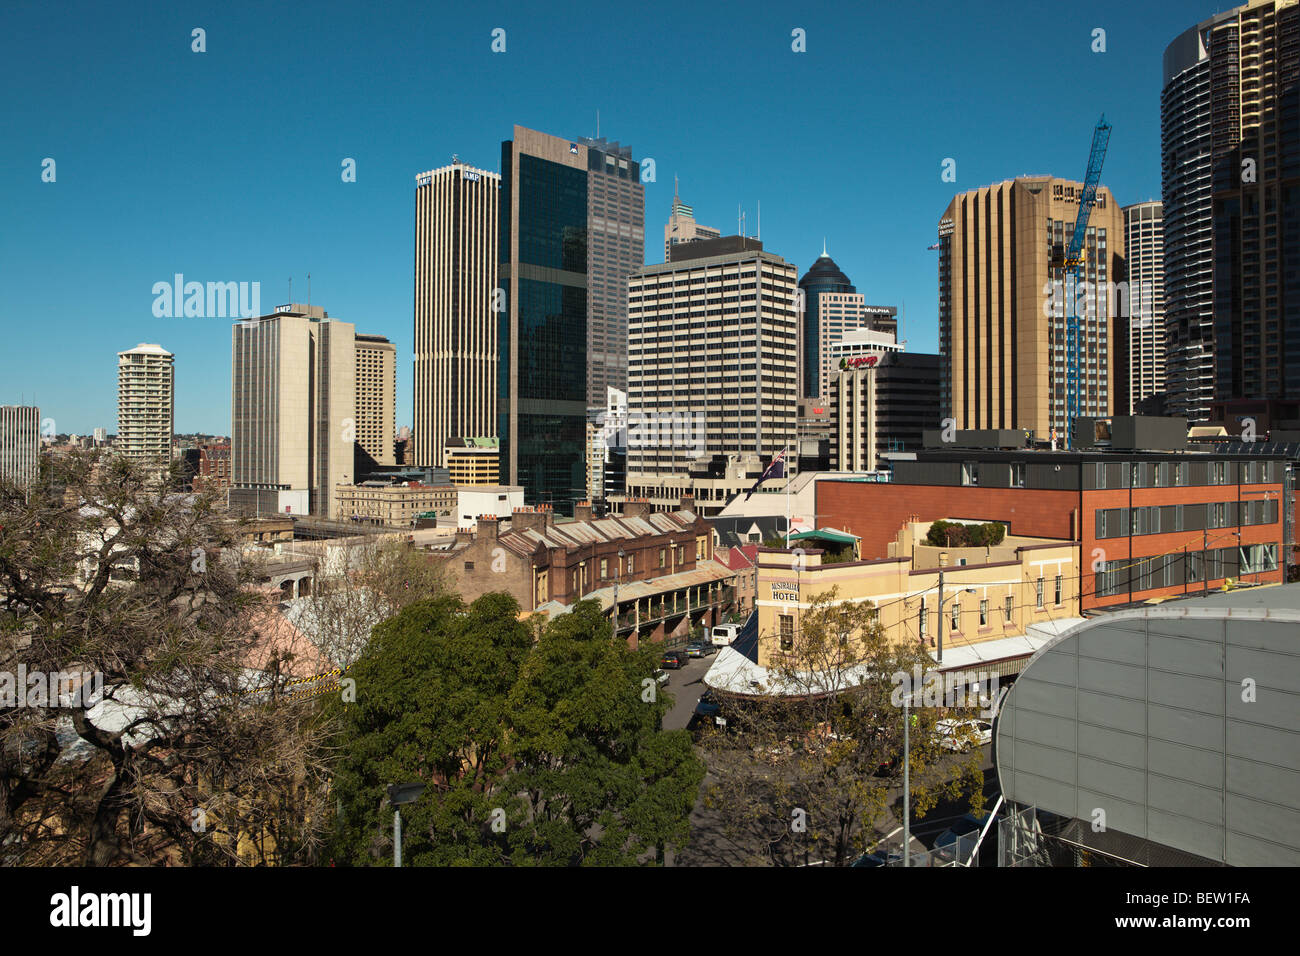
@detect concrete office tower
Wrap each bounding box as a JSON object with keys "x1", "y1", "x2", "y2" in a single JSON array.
[
  {"x1": 0, "y1": 405, "x2": 40, "y2": 489},
  {"x1": 1119, "y1": 202, "x2": 1167, "y2": 415},
  {"x1": 354, "y1": 333, "x2": 396, "y2": 469},
  {"x1": 829, "y1": 353, "x2": 941, "y2": 471},
  {"x1": 579, "y1": 136, "x2": 645, "y2": 406},
  {"x1": 937, "y1": 177, "x2": 1124, "y2": 441},
  {"x1": 413, "y1": 160, "x2": 500, "y2": 468},
  {"x1": 1164, "y1": 0, "x2": 1300, "y2": 421},
  {"x1": 627, "y1": 236, "x2": 799, "y2": 479},
  {"x1": 230, "y1": 304, "x2": 356, "y2": 518},
  {"x1": 498, "y1": 126, "x2": 645, "y2": 512},
  {"x1": 663, "y1": 180, "x2": 720, "y2": 260},
  {"x1": 116, "y1": 343, "x2": 174, "y2": 470}
]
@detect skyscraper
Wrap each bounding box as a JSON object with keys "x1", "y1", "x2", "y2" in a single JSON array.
[
  {"x1": 1119, "y1": 201, "x2": 1167, "y2": 415},
  {"x1": 1162, "y1": 0, "x2": 1300, "y2": 421},
  {"x1": 498, "y1": 126, "x2": 645, "y2": 512},
  {"x1": 580, "y1": 136, "x2": 645, "y2": 406},
  {"x1": 799, "y1": 249, "x2": 857, "y2": 401},
  {"x1": 663, "y1": 180, "x2": 720, "y2": 260},
  {"x1": 412, "y1": 160, "x2": 500, "y2": 468},
  {"x1": 0, "y1": 405, "x2": 40, "y2": 490},
  {"x1": 230, "y1": 304, "x2": 355, "y2": 518},
  {"x1": 354, "y1": 333, "x2": 396, "y2": 470},
  {"x1": 625, "y1": 236, "x2": 799, "y2": 514},
  {"x1": 116, "y1": 343, "x2": 174, "y2": 472},
  {"x1": 938, "y1": 177, "x2": 1124, "y2": 440}
]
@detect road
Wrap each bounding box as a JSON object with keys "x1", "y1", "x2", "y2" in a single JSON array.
[{"x1": 660, "y1": 649, "x2": 717, "y2": 731}]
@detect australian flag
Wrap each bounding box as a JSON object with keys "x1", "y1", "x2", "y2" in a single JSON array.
[{"x1": 745, "y1": 448, "x2": 787, "y2": 501}]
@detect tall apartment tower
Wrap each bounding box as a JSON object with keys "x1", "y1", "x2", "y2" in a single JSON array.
[
  {"x1": 663, "y1": 180, "x2": 720, "y2": 260},
  {"x1": 498, "y1": 126, "x2": 645, "y2": 512},
  {"x1": 627, "y1": 236, "x2": 799, "y2": 479},
  {"x1": 1118, "y1": 201, "x2": 1167, "y2": 415},
  {"x1": 1164, "y1": 0, "x2": 1300, "y2": 423},
  {"x1": 0, "y1": 405, "x2": 40, "y2": 489},
  {"x1": 230, "y1": 304, "x2": 356, "y2": 518},
  {"x1": 937, "y1": 177, "x2": 1124, "y2": 441},
  {"x1": 412, "y1": 160, "x2": 500, "y2": 468},
  {"x1": 354, "y1": 333, "x2": 396, "y2": 469},
  {"x1": 116, "y1": 344, "x2": 174, "y2": 470}
]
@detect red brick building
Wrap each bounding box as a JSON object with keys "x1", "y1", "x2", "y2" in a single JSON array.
[
  {"x1": 440, "y1": 500, "x2": 736, "y2": 646},
  {"x1": 194, "y1": 441, "x2": 231, "y2": 493},
  {"x1": 817, "y1": 450, "x2": 1288, "y2": 612}
]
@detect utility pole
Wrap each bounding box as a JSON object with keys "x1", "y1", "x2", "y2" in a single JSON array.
[
  {"x1": 937, "y1": 567, "x2": 945, "y2": 664},
  {"x1": 903, "y1": 693, "x2": 912, "y2": 866}
]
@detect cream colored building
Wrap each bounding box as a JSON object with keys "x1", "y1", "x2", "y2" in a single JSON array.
[
  {"x1": 938, "y1": 177, "x2": 1124, "y2": 441},
  {"x1": 663, "y1": 181, "x2": 720, "y2": 260},
  {"x1": 627, "y1": 240, "x2": 799, "y2": 508},
  {"x1": 445, "y1": 437, "x2": 499, "y2": 485},
  {"x1": 230, "y1": 304, "x2": 355, "y2": 519},
  {"x1": 413, "y1": 160, "x2": 500, "y2": 468},
  {"x1": 354, "y1": 334, "x2": 396, "y2": 467},
  {"x1": 755, "y1": 523, "x2": 1079, "y2": 673},
  {"x1": 333, "y1": 482, "x2": 456, "y2": 527},
  {"x1": 116, "y1": 343, "x2": 174, "y2": 471}
]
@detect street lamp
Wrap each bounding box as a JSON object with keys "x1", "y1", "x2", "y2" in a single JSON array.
[{"x1": 386, "y1": 782, "x2": 426, "y2": 867}]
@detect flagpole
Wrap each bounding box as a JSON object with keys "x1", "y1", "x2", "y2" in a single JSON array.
[{"x1": 785, "y1": 443, "x2": 791, "y2": 547}]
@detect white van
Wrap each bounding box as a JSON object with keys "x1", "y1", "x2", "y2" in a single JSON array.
[{"x1": 711, "y1": 623, "x2": 740, "y2": 646}]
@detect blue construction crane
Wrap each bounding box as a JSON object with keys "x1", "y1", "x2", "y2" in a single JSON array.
[{"x1": 1051, "y1": 115, "x2": 1111, "y2": 449}]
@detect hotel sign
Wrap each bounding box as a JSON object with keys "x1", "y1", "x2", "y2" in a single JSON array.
[
  {"x1": 842, "y1": 355, "x2": 879, "y2": 369},
  {"x1": 771, "y1": 580, "x2": 800, "y2": 602}
]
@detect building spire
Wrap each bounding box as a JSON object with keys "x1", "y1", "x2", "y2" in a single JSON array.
[{"x1": 822, "y1": 238, "x2": 828, "y2": 258}]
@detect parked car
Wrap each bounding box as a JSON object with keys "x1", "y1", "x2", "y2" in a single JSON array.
[
  {"x1": 934, "y1": 812, "x2": 991, "y2": 865},
  {"x1": 685, "y1": 640, "x2": 713, "y2": 658},
  {"x1": 851, "y1": 849, "x2": 903, "y2": 868},
  {"x1": 711, "y1": 623, "x2": 740, "y2": 646},
  {"x1": 935, "y1": 718, "x2": 993, "y2": 752},
  {"x1": 660, "y1": 649, "x2": 687, "y2": 669},
  {"x1": 653, "y1": 669, "x2": 669, "y2": 687}
]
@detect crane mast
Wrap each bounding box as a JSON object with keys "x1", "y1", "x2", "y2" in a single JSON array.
[{"x1": 1050, "y1": 115, "x2": 1112, "y2": 449}]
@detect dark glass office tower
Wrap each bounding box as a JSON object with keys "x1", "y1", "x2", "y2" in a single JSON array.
[
  {"x1": 798, "y1": 251, "x2": 856, "y2": 399},
  {"x1": 499, "y1": 127, "x2": 591, "y2": 514}
]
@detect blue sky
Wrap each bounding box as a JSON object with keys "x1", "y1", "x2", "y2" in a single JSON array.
[{"x1": 1, "y1": 0, "x2": 1215, "y2": 435}]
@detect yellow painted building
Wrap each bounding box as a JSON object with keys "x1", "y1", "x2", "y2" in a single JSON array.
[{"x1": 756, "y1": 527, "x2": 1079, "y2": 672}]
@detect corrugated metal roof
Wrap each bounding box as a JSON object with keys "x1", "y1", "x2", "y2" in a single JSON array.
[{"x1": 495, "y1": 511, "x2": 696, "y2": 556}]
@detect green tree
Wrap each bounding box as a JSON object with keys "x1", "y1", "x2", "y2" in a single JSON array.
[
  {"x1": 701, "y1": 588, "x2": 985, "y2": 866},
  {"x1": 325, "y1": 597, "x2": 705, "y2": 865}
]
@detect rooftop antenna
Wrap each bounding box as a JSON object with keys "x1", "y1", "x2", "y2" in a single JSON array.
[
  {"x1": 288, "y1": 277, "x2": 292, "y2": 302},
  {"x1": 757, "y1": 200, "x2": 761, "y2": 241},
  {"x1": 307, "y1": 273, "x2": 311, "y2": 310},
  {"x1": 596, "y1": 109, "x2": 600, "y2": 139}
]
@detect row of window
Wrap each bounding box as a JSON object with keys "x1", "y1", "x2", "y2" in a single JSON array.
[
  {"x1": 1095, "y1": 544, "x2": 1279, "y2": 596},
  {"x1": 1096, "y1": 498, "x2": 1279, "y2": 538}
]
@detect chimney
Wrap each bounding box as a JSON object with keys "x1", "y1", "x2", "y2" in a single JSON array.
[
  {"x1": 575, "y1": 500, "x2": 593, "y2": 522},
  {"x1": 454, "y1": 526, "x2": 473, "y2": 547},
  {"x1": 624, "y1": 496, "x2": 651, "y2": 519},
  {"x1": 512, "y1": 505, "x2": 553, "y2": 533},
  {"x1": 679, "y1": 493, "x2": 695, "y2": 513},
  {"x1": 477, "y1": 514, "x2": 501, "y2": 541}
]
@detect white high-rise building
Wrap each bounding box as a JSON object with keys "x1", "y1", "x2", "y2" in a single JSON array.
[
  {"x1": 1121, "y1": 201, "x2": 1166, "y2": 415},
  {"x1": 0, "y1": 405, "x2": 40, "y2": 490},
  {"x1": 116, "y1": 344, "x2": 174, "y2": 471}
]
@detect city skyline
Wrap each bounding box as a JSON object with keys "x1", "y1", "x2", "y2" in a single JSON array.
[{"x1": 2, "y1": 0, "x2": 1201, "y2": 435}]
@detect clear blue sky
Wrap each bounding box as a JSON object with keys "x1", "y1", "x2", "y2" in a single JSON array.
[{"x1": 1, "y1": 0, "x2": 1216, "y2": 435}]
